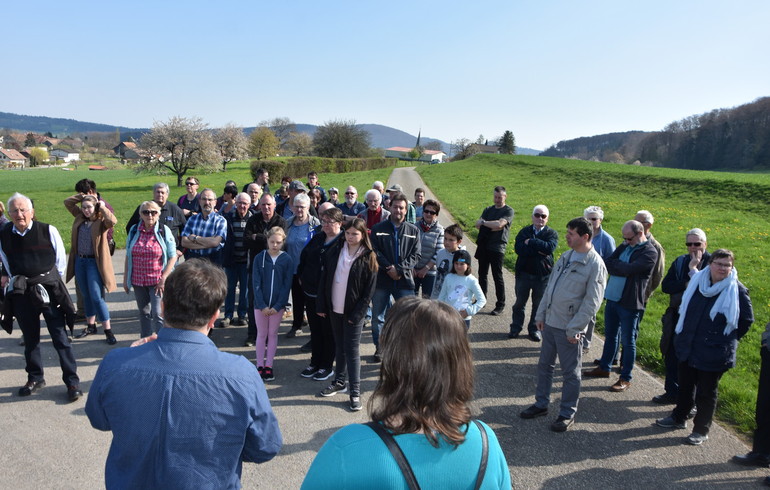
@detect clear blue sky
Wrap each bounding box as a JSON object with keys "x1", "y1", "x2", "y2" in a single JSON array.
[{"x1": 4, "y1": 1, "x2": 768, "y2": 150}]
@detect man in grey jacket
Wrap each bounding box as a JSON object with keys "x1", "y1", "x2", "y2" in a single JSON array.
[{"x1": 519, "y1": 217, "x2": 607, "y2": 432}]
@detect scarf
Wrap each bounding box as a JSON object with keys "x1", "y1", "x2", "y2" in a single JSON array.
[{"x1": 675, "y1": 265, "x2": 740, "y2": 336}]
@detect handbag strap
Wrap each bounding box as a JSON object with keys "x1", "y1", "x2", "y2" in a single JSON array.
[
  {"x1": 472, "y1": 420, "x2": 489, "y2": 490},
  {"x1": 366, "y1": 422, "x2": 420, "y2": 490},
  {"x1": 366, "y1": 420, "x2": 490, "y2": 490}
]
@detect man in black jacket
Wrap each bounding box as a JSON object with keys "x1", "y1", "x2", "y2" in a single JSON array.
[
  {"x1": 0, "y1": 193, "x2": 82, "y2": 402},
  {"x1": 584, "y1": 220, "x2": 658, "y2": 392},
  {"x1": 509, "y1": 205, "x2": 558, "y2": 342},
  {"x1": 220, "y1": 193, "x2": 255, "y2": 328},
  {"x1": 369, "y1": 192, "x2": 421, "y2": 361}
]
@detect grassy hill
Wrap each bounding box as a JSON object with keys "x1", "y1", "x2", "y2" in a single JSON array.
[{"x1": 417, "y1": 154, "x2": 770, "y2": 435}]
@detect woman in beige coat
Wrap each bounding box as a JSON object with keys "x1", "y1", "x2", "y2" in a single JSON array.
[{"x1": 64, "y1": 193, "x2": 118, "y2": 344}]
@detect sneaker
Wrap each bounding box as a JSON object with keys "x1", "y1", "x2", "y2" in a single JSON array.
[
  {"x1": 286, "y1": 328, "x2": 299, "y2": 339},
  {"x1": 652, "y1": 393, "x2": 677, "y2": 405},
  {"x1": 550, "y1": 416, "x2": 574, "y2": 432},
  {"x1": 244, "y1": 336, "x2": 256, "y2": 347},
  {"x1": 489, "y1": 306, "x2": 504, "y2": 316},
  {"x1": 300, "y1": 365, "x2": 319, "y2": 378},
  {"x1": 104, "y1": 329, "x2": 117, "y2": 345},
  {"x1": 263, "y1": 367, "x2": 275, "y2": 382},
  {"x1": 349, "y1": 395, "x2": 363, "y2": 411},
  {"x1": 320, "y1": 380, "x2": 347, "y2": 397},
  {"x1": 520, "y1": 404, "x2": 548, "y2": 419},
  {"x1": 372, "y1": 348, "x2": 381, "y2": 363},
  {"x1": 75, "y1": 324, "x2": 97, "y2": 339},
  {"x1": 313, "y1": 368, "x2": 334, "y2": 381},
  {"x1": 686, "y1": 431, "x2": 708, "y2": 445},
  {"x1": 217, "y1": 318, "x2": 231, "y2": 328},
  {"x1": 655, "y1": 415, "x2": 687, "y2": 430},
  {"x1": 300, "y1": 341, "x2": 312, "y2": 353},
  {"x1": 231, "y1": 317, "x2": 247, "y2": 327},
  {"x1": 257, "y1": 366, "x2": 264, "y2": 377}
]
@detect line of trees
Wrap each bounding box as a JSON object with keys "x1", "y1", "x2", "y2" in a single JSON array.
[{"x1": 135, "y1": 116, "x2": 375, "y2": 185}]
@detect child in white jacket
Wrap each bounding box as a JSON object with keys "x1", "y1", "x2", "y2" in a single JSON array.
[{"x1": 437, "y1": 250, "x2": 486, "y2": 329}]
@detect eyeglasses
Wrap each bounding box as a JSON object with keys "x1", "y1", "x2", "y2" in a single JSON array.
[
  {"x1": 685, "y1": 242, "x2": 702, "y2": 247},
  {"x1": 321, "y1": 220, "x2": 340, "y2": 225},
  {"x1": 236, "y1": 201, "x2": 251, "y2": 206},
  {"x1": 345, "y1": 192, "x2": 356, "y2": 195},
  {"x1": 141, "y1": 210, "x2": 159, "y2": 216},
  {"x1": 423, "y1": 209, "x2": 437, "y2": 215},
  {"x1": 533, "y1": 213, "x2": 548, "y2": 219},
  {"x1": 185, "y1": 182, "x2": 197, "y2": 186},
  {"x1": 622, "y1": 235, "x2": 636, "y2": 241},
  {"x1": 588, "y1": 217, "x2": 600, "y2": 221},
  {"x1": 712, "y1": 261, "x2": 733, "y2": 269}
]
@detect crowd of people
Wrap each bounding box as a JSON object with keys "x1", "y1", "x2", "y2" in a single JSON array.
[{"x1": 1, "y1": 169, "x2": 768, "y2": 487}]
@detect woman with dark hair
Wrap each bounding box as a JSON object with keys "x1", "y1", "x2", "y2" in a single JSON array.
[
  {"x1": 308, "y1": 188, "x2": 323, "y2": 213},
  {"x1": 303, "y1": 296, "x2": 510, "y2": 488},
  {"x1": 297, "y1": 207, "x2": 344, "y2": 382},
  {"x1": 177, "y1": 176, "x2": 201, "y2": 217},
  {"x1": 64, "y1": 193, "x2": 118, "y2": 344},
  {"x1": 316, "y1": 218, "x2": 378, "y2": 410},
  {"x1": 274, "y1": 176, "x2": 293, "y2": 206},
  {"x1": 656, "y1": 249, "x2": 754, "y2": 446}
]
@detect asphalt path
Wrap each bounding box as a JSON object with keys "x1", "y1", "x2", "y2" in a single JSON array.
[{"x1": 0, "y1": 166, "x2": 765, "y2": 488}]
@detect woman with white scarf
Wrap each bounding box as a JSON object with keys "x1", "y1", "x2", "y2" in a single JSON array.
[{"x1": 656, "y1": 249, "x2": 753, "y2": 446}]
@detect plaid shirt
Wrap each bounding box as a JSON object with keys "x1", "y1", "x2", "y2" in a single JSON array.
[
  {"x1": 181, "y1": 212, "x2": 227, "y2": 256},
  {"x1": 131, "y1": 226, "x2": 164, "y2": 287}
]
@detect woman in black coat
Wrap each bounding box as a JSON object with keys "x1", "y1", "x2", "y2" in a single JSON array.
[
  {"x1": 656, "y1": 249, "x2": 754, "y2": 445},
  {"x1": 316, "y1": 218, "x2": 378, "y2": 412}
]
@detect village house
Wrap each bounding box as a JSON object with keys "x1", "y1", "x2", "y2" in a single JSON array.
[{"x1": 0, "y1": 148, "x2": 29, "y2": 168}]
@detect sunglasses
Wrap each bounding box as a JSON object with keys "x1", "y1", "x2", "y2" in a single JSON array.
[
  {"x1": 685, "y1": 242, "x2": 702, "y2": 247},
  {"x1": 345, "y1": 192, "x2": 356, "y2": 195},
  {"x1": 185, "y1": 182, "x2": 197, "y2": 186},
  {"x1": 588, "y1": 217, "x2": 600, "y2": 221},
  {"x1": 141, "y1": 210, "x2": 159, "y2": 216},
  {"x1": 533, "y1": 213, "x2": 548, "y2": 219},
  {"x1": 423, "y1": 209, "x2": 437, "y2": 215}
]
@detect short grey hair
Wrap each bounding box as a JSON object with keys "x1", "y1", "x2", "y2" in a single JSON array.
[
  {"x1": 686, "y1": 228, "x2": 707, "y2": 243},
  {"x1": 372, "y1": 181, "x2": 384, "y2": 190},
  {"x1": 154, "y1": 182, "x2": 170, "y2": 194},
  {"x1": 236, "y1": 192, "x2": 252, "y2": 204},
  {"x1": 626, "y1": 220, "x2": 644, "y2": 235},
  {"x1": 8, "y1": 192, "x2": 33, "y2": 211},
  {"x1": 583, "y1": 205, "x2": 604, "y2": 220},
  {"x1": 293, "y1": 193, "x2": 310, "y2": 208},
  {"x1": 365, "y1": 189, "x2": 381, "y2": 201},
  {"x1": 636, "y1": 210, "x2": 654, "y2": 225},
  {"x1": 533, "y1": 204, "x2": 549, "y2": 216}
]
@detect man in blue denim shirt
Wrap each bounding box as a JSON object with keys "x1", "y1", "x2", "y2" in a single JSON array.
[{"x1": 86, "y1": 259, "x2": 282, "y2": 489}]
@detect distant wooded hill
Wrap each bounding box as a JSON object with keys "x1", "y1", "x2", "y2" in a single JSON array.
[
  {"x1": 541, "y1": 97, "x2": 770, "y2": 170},
  {"x1": 0, "y1": 112, "x2": 541, "y2": 155}
]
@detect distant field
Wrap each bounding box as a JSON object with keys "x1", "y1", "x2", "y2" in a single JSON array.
[
  {"x1": 417, "y1": 154, "x2": 770, "y2": 435},
  {"x1": 0, "y1": 161, "x2": 396, "y2": 249}
]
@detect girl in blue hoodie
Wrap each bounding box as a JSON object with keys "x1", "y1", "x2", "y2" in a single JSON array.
[{"x1": 253, "y1": 226, "x2": 294, "y2": 381}]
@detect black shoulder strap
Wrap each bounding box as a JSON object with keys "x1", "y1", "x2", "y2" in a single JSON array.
[
  {"x1": 365, "y1": 422, "x2": 420, "y2": 490},
  {"x1": 472, "y1": 420, "x2": 489, "y2": 490}
]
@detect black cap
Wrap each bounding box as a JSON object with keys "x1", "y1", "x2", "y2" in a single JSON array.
[{"x1": 453, "y1": 249, "x2": 471, "y2": 264}]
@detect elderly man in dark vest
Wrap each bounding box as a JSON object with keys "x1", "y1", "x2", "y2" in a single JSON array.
[{"x1": 0, "y1": 193, "x2": 82, "y2": 402}]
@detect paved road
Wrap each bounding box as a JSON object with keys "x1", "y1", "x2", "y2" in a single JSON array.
[{"x1": 0, "y1": 166, "x2": 765, "y2": 488}]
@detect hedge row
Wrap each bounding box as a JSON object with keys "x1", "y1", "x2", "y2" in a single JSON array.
[{"x1": 250, "y1": 157, "x2": 397, "y2": 181}]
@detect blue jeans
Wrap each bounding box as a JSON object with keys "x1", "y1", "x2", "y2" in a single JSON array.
[
  {"x1": 75, "y1": 256, "x2": 110, "y2": 322},
  {"x1": 133, "y1": 285, "x2": 163, "y2": 337},
  {"x1": 371, "y1": 286, "x2": 414, "y2": 348},
  {"x1": 224, "y1": 262, "x2": 249, "y2": 320},
  {"x1": 599, "y1": 300, "x2": 641, "y2": 381}
]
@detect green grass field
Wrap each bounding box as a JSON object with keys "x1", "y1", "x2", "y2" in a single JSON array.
[
  {"x1": 0, "y1": 161, "x2": 396, "y2": 249},
  {"x1": 417, "y1": 154, "x2": 770, "y2": 435}
]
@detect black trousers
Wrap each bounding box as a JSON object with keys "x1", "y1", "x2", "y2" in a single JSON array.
[
  {"x1": 305, "y1": 294, "x2": 335, "y2": 370},
  {"x1": 290, "y1": 275, "x2": 306, "y2": 330},
  {"x1": 476, "y1": 250, "x2": 506, "y2": 310},
  {"x1": 754, "y1": 347, "x2": 770, "y2": 454},
  {"x1": 672, "y1": 362, "x2": 724, "y2": 435},
  {"x1": 15, "y1": 294, "x2": 79, "y2": 387}
]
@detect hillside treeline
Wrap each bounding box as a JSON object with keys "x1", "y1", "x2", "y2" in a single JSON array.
[{"x1": 541, "y1": 97, "x2": 770, "y2": 170}]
